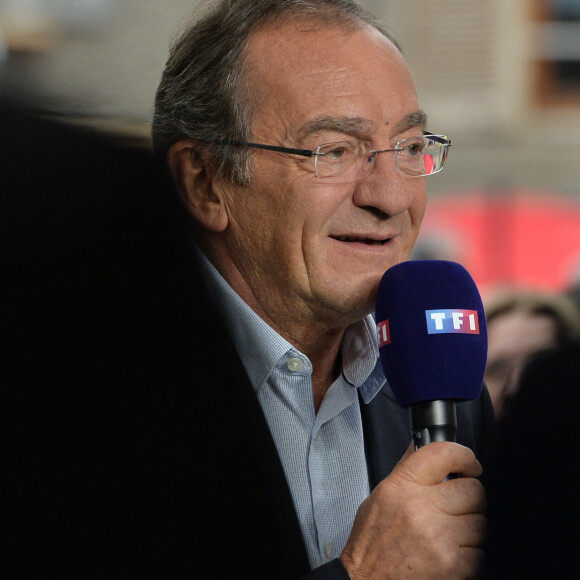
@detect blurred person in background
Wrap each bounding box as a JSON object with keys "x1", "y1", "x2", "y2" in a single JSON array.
[{"x1": 484, "y1": 289, "x2": 580, "y2": 419}]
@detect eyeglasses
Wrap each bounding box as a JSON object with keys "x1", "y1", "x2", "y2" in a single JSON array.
[{"x1": 226, "y1": 134, "x2": 451, "y2": 183}]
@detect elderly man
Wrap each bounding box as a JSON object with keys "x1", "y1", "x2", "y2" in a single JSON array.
[
  {"x1": 152, "y1": 0, "x2": 492, "y2": 578},
  {"x1": 1, "y1": 1, "x2": 493, "y2": 578}
]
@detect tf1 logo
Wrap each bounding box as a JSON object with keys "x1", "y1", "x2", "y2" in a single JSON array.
[
  {"x1": 377, "y1": 309, "x2": 480, "y2": 347},
  {"x1": 425, "y1": 309, "x2": 480, "y2": 335}
]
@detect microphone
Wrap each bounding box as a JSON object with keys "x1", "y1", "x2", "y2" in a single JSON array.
[{"x1": 375, "y1": 260, "x2": 487, "y2": 450}]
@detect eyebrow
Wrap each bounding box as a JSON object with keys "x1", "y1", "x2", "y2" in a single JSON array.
[
  {"x1": 298, "y1": 109, "x2": 429, "y2": 142},
  {"x1": 298, "y1": 116, "x2": 373, "y2": 140},
  {"x1": 393, "y1": 109, "x2": 429, "y2": 135}
]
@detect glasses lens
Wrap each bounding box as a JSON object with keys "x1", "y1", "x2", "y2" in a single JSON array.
[
  {"x1": 396, "y1": 135, "x2": 449, "y2": 177},
  {"x1": 315, "y1": 140, "x2": 371, "y2": 183}
]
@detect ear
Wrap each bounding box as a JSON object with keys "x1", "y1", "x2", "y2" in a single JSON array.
[{"x1": 166, "y1": 140, "x2": 229, "y2": 233}]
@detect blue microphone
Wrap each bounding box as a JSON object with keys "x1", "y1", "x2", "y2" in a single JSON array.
[{"x1": 375, "y1": 260, "x2": 487, "y2": 449}]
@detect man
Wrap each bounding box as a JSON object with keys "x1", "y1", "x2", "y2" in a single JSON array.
[
  {"x1": 1, "y1": 1, "x2": 493, "y2": 578},
  {"x1": 152, "y1": 0, "x2": 492, "y2": 578}
]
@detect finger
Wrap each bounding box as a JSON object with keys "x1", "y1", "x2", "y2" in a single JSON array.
[
  {"x1": 393, "y1": 441, "x2": 483, "y2": 486},
  {"x1": 435, "y1": 477, "x2": 487, "y2": 516}
]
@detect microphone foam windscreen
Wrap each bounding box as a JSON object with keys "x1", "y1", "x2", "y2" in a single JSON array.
[{"x1": 375, "y1": 260, "x2": 487, "y2": 408}]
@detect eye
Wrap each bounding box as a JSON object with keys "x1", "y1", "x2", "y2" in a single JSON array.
[
  {"x1": 402, "y1": 138, "x2": 426, "y2": 158},
  {"x1": 318, "y1": 141, "x2": 356, "y2": 161}
]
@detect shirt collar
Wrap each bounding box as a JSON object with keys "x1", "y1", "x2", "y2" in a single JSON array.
[
  {"x1": 342, "y1": 315, "x2": 386, "y2": 403},
  {"x1": 196, "y1": 247, "x2": 385, "y2": 403}
]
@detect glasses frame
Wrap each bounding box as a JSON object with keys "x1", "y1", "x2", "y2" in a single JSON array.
[{"x1": 224, "y1": 132, "x2": 451, "y2": 180}]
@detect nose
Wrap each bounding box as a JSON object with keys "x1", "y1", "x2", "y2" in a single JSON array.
[{"x1": 352, "y1": 151, "x2": 420, "y2": 218}]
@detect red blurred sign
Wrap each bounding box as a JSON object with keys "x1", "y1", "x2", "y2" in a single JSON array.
[{"x1": 415, "y1": 189, "x2": 580, "y2": 294}]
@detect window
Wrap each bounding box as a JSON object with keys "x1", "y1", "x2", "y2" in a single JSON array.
[{"x1": 534, "y1": 0, "x2": 580, "y2": 105}]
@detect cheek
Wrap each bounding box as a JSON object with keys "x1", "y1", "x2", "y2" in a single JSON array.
[
  {"x1": 222, "y1": 188, "x2": 278, "y2": 266},
  {"x1": 408, "y1": 186, "x2": 428, "y2": 237},
  {"x1": 230, "y1": 186, "x2": 308, "y2": 265},
  {"x1": 265, "y1": 177, "x2": 340, "y2": 243},
  {"x1": 302, "y1": 182, "x2": 356, "y2": 227}
]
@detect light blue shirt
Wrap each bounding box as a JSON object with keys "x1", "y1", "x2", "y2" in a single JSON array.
[{"x1": 197, "y1": 250, "x2": 386, "y2": 569}]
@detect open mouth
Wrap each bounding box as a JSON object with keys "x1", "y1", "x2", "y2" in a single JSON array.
[{"x1": 333, "y1": 236, "x2": 390, "y2": 246}]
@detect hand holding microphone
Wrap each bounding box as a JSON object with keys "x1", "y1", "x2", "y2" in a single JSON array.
[
  {"x1": 341, "y1": 440, "x2": 486, "y2": 580},
  {"x1": 340, "y1": 261, "x2": 488, "y2": 580}
]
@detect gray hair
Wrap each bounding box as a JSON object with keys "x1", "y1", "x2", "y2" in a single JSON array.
[{"x1": 152, "y1": 0, "x2": 399, "y2": 186}]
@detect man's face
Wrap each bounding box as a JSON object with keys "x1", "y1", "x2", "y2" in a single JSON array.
[{"x1": 213, "y1": 20, "x2": 428, "y2": 334}]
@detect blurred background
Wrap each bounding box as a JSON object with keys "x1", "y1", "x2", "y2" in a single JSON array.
[{"x1": 2, "y1": 0, "x2": 579, "y2": 299}]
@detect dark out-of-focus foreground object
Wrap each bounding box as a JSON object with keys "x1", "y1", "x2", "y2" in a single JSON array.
[
  {"x1": 483, "y1": 338, "x2": 580, "y2": 578},
  {"x1": 0, "y1": 99, "x2": 208, "y2": 578}
]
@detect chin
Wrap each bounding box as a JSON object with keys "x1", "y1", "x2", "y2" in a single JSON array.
[{"x1": 334, "y1": 286, "x2": 378, "y2": 323}]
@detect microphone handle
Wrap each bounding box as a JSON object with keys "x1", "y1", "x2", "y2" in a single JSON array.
[
  {"x1": 409, "y1": 399, "x2": 457, "y2": 449},
  {"x1": 410, "y1": 399, "x2": 458, "y2": 479}
]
